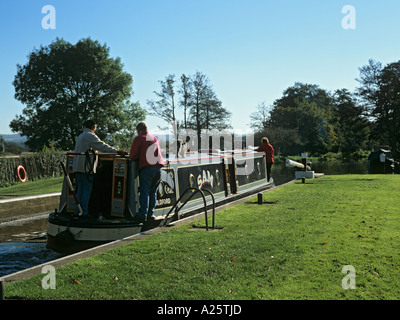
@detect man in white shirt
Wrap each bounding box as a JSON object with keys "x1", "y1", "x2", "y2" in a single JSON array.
[{"x1": 73, "y1": 120, "x2": 119, "y2": 216}]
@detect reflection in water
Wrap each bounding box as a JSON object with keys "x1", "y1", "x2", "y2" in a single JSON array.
[
  {"x1": 271, "y1": 163, "x2": 295, "y2": 186},
  {"x1": 0, "y1": 214, "x2": 48, "y2": 242}
]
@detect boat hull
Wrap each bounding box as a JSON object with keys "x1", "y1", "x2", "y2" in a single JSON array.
[
  {"x1": 46, "y1": 151, "x2": 274, "y2": 253},
  {"x1": 46, "y1": 214, "x2": 145, "y2": 253}
]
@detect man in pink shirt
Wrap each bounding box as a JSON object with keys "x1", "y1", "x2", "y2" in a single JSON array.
[{"x1": 129, "y1": 122, "x2": 165, "y2": 223}]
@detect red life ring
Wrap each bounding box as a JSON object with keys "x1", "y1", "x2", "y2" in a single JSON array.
[{"x1": 17, "y1": 165, "x2": 27, "y2": 183}]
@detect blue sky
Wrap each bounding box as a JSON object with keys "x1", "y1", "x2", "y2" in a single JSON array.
[{"x1": 1, "y1": 0, "x2": 400, "y2": 135}]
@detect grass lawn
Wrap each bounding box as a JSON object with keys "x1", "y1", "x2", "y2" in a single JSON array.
[
  {"x1": 4, "y1": 174, "x2": 400, "y2": 300},
  {"x1": 0, "y1": 176, "x2": 63, "y2": 198}
]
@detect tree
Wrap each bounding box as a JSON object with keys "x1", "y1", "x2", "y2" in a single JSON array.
[
  {"x1": 187, "y1": 71, "x2": 231, "y2": 149},
  {"x1": 249, "y1": 102, "x2": 271, "y2": 133},
  {"x1": 147, "y1": 74, "x2": 177, "y2": 129},
  {"x1": 255, "y1": 126, "x2": 302, "y2": 155},
  {"x1": 109, "y1": 101, "x2": 147, "y2": 150},
  {"x1": 10, "y1": 37, "x2": 144, "y2": 151},
  {"x1": 356, "y1": 59, "x2": 400, "y2": 157},
  {"x1": 148, "y1": 71, "x2": 231, "y2": 151},
  {"x1": 332, "y1": 89, "x2": 370, "y2": 156},
  {"x1": 178, "y1": 73, "x2": 192, "y2": 130},
  {"x1": 295, "y1": 98, "x2": 334, "y2": 154},
  {"x1": 266, "y1": 82, "x2": 336, "y2": 155}
]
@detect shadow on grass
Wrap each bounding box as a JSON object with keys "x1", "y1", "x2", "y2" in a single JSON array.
[{"x1": 245, "y1": 200, "x2": 279, "y2": 205}]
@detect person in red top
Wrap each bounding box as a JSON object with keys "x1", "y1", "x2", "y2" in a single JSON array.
[
  {"x1": 257, "y1": 137, "x2": 274, "y2": 182},
  {"x1": 129, "y1": 122, "x2": 165, "y2": 223}
]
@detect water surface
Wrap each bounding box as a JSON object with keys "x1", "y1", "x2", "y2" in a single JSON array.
[{"x1": 0, "y1": 242, "x2": 63, "y2": 277}]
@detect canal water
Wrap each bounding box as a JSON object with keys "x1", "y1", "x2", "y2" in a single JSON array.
[
  {"x1": 0, "y1": 242, "x2": 63, "y2": 277},
  {"x1": 0, "y1": 214, "x2": 64, "y2": 277},
  {"x1": 0, "y1": 159, "x2": 369, "y2": 278}
]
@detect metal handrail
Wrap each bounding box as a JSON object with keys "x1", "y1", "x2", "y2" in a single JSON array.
[
  {"x1": 160, "y1": 187, "x2": 215, "y2": 230},
  {"x1": 200, "y1": 189, "x2": 215, "y2": 230}
]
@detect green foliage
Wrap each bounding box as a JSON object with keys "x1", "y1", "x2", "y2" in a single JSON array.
[
  {"x1": 106, "y1": 101, "x2": 147, "y2": 150},
  {"x1": 10, "y1": 37, "x2": 145, "y2": 151},
  {"x1": 251, "y1": 82, "x2": 371, "y2": 156},
  {"x1": 320, "y1": 152, "x2": 342, "y2": 161},
  {"x1": 41, "y1": 141, "x2": 61, "y2": 153},
  {"x1": 253, "y1": 58, "x2": 400, "y2": 158},
  {"x1": 356, "y1": 59, "x2": 400, "y2": 157},
  {"x1": 0, "y1": 152, "x2": 64, "y2": 187},
  {"x1": 332, "y1": 89, "x2": 370, "y2": 156}
]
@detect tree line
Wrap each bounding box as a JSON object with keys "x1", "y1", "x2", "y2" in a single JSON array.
[
  {"x1": 10, "y1": 38, "x2": 231, "y2": 152},
  {"x1": 250, "y1": 83, "x2": 369, "y2": 157},
  {"x1": 9, "y1": 38, "x2": 400, "y2": 159},
  {"x1": 251, "y1": 59, "x2": 400, "y2": 158}
]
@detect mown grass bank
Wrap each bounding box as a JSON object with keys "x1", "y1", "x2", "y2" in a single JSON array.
[
  {"x1": 5, "y1": 174, "x2": 400, "y2": 300},
  {"x1": 0, "y1": 176, "x2": 63, "y2": 198}
]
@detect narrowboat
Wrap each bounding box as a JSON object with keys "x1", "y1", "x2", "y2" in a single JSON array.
[{"x1": 46, "y1": 149, "x2": 274, "y2": 253}]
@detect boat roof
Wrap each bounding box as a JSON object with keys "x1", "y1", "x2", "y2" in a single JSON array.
[{"x1": 165, "y1": 149, "x2": 264, "y2": 164}]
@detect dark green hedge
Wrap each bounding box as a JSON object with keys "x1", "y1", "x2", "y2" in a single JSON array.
[{"x1": 0, "y1": 152, "x2": 64, "y2": 187}]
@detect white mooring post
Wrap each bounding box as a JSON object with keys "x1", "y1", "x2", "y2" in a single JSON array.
[{"x1": 294, "y1": 153, "x2": 315, "y2": 181}]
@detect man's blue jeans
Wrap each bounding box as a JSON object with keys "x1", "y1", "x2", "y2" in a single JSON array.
[
  {"x1": 75, "y1": 172, "x2": 94, "y2": 216},
  {"x1": 138, "y1": 167, "x2": 161, "y2": 219}
]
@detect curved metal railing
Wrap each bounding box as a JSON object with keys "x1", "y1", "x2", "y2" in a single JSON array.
[{"x1": 159, "y1": 187, "x2": 215, "y2": 230}]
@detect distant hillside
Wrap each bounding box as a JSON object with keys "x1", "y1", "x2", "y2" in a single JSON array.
[{"x1": 0, "y1": 134, "x2": 27, "y2": 143}]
